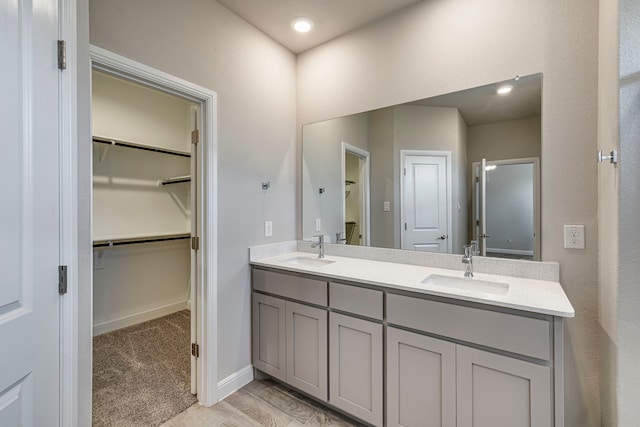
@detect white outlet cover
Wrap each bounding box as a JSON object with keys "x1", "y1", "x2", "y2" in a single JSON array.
[
  {"x1": 564, "y1": 225, "x2": 585, "y2": 249},
  {"x1": 315, "y1": 218, "x2": 322, "y2": 231},
  {"x1": 264, "y1": 221, "x2": 273, "y2": 237}
]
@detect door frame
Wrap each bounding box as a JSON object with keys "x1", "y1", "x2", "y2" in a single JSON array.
[
  {"x1": 87, "y1": 46, "x2": 219, "y2": 406},
  {"x1": 471, "y1": 157, "x2": 541, "y2": 261},
  {"x1": 341, "y1": 143, "x2": 370, "y2": 246},
  {"x1": 399, "y1": 150, "x2": 453, "y2": 253}
]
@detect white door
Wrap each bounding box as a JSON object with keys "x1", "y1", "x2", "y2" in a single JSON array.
[
  {"x1": 0, "y1": 0, "x2": 61, "y2": 425},
  {"x1": 402, "y1": 154, "x2": 450, "y2": 252}
]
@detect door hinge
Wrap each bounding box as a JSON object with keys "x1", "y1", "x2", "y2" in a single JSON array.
[
  {"x1": 475, "y1": 177, "x2": 479, "y2": 183},
  {"x1": 476, "y1": 220, "x2": 480, "y2": 226},
  {"x1": 58, "y1": 265, "x2": 68, "y2": 295},
  {"x1": 191, "y1": 343, "x2": 200, "y2": 357},
  {"x1": 191, "y1": 129, "x2": 200, "y2": 145},
  {"x1": 403, "y1": 168, "x2": 406, "y2": 176},
  {"x1": 191, "y1": 236, "x2": 200, "y2": 251},
  {"x1": 57, "y1": 40, "x2": 67, "y2": 70},
  {"x1": 404, "y1": 222, "x2": 407, "y2": 231}
]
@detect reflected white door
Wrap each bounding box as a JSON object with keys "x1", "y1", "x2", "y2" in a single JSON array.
[
  {"x1": 0, "y1": 0, "x2": 61, "y2": 425},
  {"x1": 402, "y1": 154, "x2": 450, "y2": 253}
]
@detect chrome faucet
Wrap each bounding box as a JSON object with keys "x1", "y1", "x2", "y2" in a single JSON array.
[
  {"x1": 311, "y1": 235, "x2": 325, "y2": 258},
  {"x1": 462, "y1": 244, "x2": 474, "y2": 278}
]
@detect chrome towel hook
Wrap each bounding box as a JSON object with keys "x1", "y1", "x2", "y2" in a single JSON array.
[{"x1": 597, "y1": 150, "x2": 618, "y2": 164}]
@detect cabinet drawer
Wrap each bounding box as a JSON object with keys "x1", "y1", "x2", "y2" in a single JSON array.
[
  {"x1": 330, "y1": 282, "x2": 383, "y2": 320},
  {"x1": 387, "y1": 294, "x2": 550, "y2": 361},
  {"x1": 253, "y1": 269, "x2": 327, "y2": 306}
]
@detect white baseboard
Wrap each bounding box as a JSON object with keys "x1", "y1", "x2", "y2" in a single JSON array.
[
  {"x1": 217, "y1": 365, "x2": 254, "y2": 401},
  {"x1": 93, "y1": 301, "x2": 189, "y2": 336}
]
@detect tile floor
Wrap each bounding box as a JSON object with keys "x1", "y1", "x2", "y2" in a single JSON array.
[{"x1": 160, "y1": 378, "x2": 363, "y2": 426}]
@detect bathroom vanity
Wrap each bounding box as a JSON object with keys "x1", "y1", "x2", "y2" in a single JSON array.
[{"x1": 249, "y1": 244, "x2": 574, "y2": 427}]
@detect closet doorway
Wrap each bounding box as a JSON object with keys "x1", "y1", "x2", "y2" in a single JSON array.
[{"x1": 89, "y1": 47, "x2": 218, "y2": 425}]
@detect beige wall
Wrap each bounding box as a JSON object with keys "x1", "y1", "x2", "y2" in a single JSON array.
[
  {"x1": 297, "y1": 0, "x2": 600, "y2": 425},
  {"x1": 467, "y1": 116, "x2": 541, "y2": 165},
  {"x1": 369, "y1": 108, "x2": 395, "y2": 248},
  {"x1": 90, "y1": 0, "x2": 297, "y2": 386}
]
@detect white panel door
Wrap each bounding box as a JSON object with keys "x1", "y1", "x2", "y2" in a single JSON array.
[
  {"x1": 0, "y1": 0, "x2": 61, "y2": 425},
  {"x1": 402, "y1": 155, "x2": 449, "y2": 252}
]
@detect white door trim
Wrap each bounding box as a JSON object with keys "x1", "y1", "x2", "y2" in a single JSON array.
[
  {"x1": 399, "y1": 150, "x2": 453, "y2": 253},
  {"x1": 88, "y1": 46, "x2": 219, "y2": 406},
  {"x1": 59, "y1": 0, "x2": 78, "y2": 424},
  {"x1": 341, "y1": 143, "x2": 370, "y2": 246}
]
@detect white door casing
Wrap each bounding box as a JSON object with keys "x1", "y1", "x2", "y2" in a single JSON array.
[
  {"x1": 0, "y1": 0, "x2": 61, "y2": 424},
  {"x1": 401, "y1": 152, "x2": 452, "y2": 253}
]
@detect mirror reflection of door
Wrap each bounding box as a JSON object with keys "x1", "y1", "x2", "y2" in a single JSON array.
[
  {"x1": 343, "y1": 144, "x2": 370, "y2": 246},
  {"x1": 401, "y1": 151, "x2": 452, "y2": 253},
  {"x1": 473, "y1": 158, "x2": 540, "y2": 261}
]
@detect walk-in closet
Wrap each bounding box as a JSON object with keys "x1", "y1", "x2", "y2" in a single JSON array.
[{"x1": 91, "y1": 70, "x2": 199, "y2": 426}]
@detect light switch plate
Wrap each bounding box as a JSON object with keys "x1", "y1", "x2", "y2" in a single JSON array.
[
  {"x1": 564, "y1": 225, "x2": 585, "y2": 249},
  {"x1": 315, "y1": 218, "x2": 322, "y2": 232},
  {"x1": 264, "y1": 221, "x2": 273, "y2": 237},
  {"x1": 383, "y1": 201, "x2": 390, "y2": 212}
]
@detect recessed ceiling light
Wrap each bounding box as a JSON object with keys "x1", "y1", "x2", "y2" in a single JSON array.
[
  {"x1": 497, "y1": 85, "x2": 513, "y2": 95},
  {"x1": 291, "y1": 17, "x2": 313, "y2": 33}
]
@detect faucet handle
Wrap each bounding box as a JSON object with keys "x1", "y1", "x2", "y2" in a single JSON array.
[
  {"x1": 463, "y1": 244, "x2": 473, "y2": 258},
  {"x1": 314, "y1": 234, "x2": 324, "y2": 243}
]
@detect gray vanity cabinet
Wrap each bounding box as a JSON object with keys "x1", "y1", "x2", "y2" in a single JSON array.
[
  {"x1": 456, "y1": 345, "x2": 551, "y2": 427},
  {"x1": 252, "y1": 269, "x2": 329, "y2": 401},
  {"x1": 386, "y1": 327, "x2": 457, "y2": 427},
  {"x1": 285, "y1": 301, "x2": 328, "y2": 401},
  {"x1": 252, "y1": 292, "x2": 286, "y2": 381},
  {"x1": 329, "y1": 312, "x2": 383, "y2": 427}
]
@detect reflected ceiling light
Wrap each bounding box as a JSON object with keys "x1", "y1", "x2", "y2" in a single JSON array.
[
  {"x1": 291, "y1": 17, "x2": 313, "y2": 33},
  {"x1": 485, "y1": 165, "x2": 497, "y2": 171},
  {"x1": 497, "y1": 85, "x2": 513, "y2": 95}
]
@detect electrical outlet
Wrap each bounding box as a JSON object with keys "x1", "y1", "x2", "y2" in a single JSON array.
[
  {"x1": 383, "y1": 201, "x2": 390, "y2": 212},
  {"x1": 564, "y1": 225, "x2": 585, "y2": 249},
  {"x1": 315, "y1": 218, "x2": 322, "y2": 232},
  {"x1": 264, "y1": 221, "x2": 273, "y2": 237}
]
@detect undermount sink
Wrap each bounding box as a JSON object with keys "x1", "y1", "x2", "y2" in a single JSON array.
[
  {"x1": 281, "y1": 256, "x2": 336, "y2": 267},
  {"x1": 422, "y1": 274, "x2": 509, "y2": 295}
]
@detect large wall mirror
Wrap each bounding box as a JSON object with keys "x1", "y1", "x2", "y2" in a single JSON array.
[{"x1": 302, "y1": 73, "x2": 542, "y2": 261}]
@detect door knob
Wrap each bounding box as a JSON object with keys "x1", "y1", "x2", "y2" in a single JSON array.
[
  {"x1": 436, "y1": 234, "x2": 448, "y2": 240},
  {"x1": 479, "y1": 234, "x2": 491, "y2": 239}
]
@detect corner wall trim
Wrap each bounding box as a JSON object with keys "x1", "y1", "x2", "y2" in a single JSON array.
[
  {"x1": 217, "y1": 365, "x2": 254, "y2": 401},
  {"x1": 93, "y1": 301, "x2": 189, "y2": 336}
]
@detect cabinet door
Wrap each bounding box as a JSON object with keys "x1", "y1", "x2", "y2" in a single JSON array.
[
  {"x1": 329, "y1": 312, "x2": 383, "y2": 427},
  {"x1": 252, "y1": 293, "x2": 286, "y2": 381},
  {"x1": 286, "y1": 301, "x2": 328, "y2": 401},
  {"x1": 457, "y1": 345, "x2": 552, "y2": 427},
  {"x1": 387, "y1": 327, "x2": 456, "y2": 427}
]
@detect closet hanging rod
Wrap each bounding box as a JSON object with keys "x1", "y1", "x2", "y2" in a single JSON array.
[
  {"x1": 161, "y1": 175, "x2": 191, "y2": 186},
  {"x1": 92, "y1": 136, "x2": 191, "y2": 158},
  {"x1": 93, "y1": 233, "x2": 191, "y2": 248}
]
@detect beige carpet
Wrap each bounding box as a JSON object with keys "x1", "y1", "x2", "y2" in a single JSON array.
[{"x1": 93, "y1": 310, "x2": 197, "y2": 427}]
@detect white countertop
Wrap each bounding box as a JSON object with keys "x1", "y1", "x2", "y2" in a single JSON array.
[{"x1": 250, "y1": 251, "x2": 575, "y2": 318}]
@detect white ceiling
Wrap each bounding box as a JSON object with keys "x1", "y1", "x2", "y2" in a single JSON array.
[
  {"x1": 216, "y1": 0, "x2": 422, "y2": 54},
  {"x1": 410, "y1": 74, "x2": 542, "y2": 126}
]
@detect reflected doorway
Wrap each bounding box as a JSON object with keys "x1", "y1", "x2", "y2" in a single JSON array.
[
  {"x1": 473, "y1": 157, "x2": 540, "y2": 260},
  {"x1": 342, "y1": 143, "x2": 370, "y2": 245}
]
